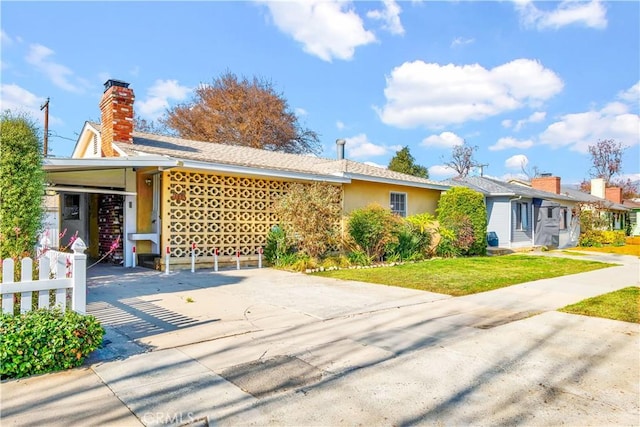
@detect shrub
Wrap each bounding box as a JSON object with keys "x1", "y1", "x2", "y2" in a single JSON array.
[
  {"x1": 264, "y1": 225, "x2": 295, "y2": 265},
  {"x1": 388, "y1": 212, "x2": 436, "y2": 261},
  {"x1": 347, "y1": 204, "x2": 400, "y2": 261},
  {"x1": 435, "y1": 226, "x2": 460, "y2": 258},
  {"x1": 437, "y1": 187, "x2": 487, "y2": 256},
  {"x1": 0, "y1": 308, "x2": 104, "y2": 379},
  {"x1": 347, "y1": 250, "x2": 372, "y2": 266},
  {"x1": 579, "y1": 230, "x2": 626, "y2": 247},
  {"x1": 0, "y1": 113, "x2": 45, "y2": 260},
  {"x1": 579, "y1": 230, "x2": 604, "y2": 247},
  {"x1": 272, "y1": 182, "x2": 342, "y2": 258}
]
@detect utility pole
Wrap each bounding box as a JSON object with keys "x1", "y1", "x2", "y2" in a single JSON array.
[
  {"x1": 477, "y1": 163, "x2": 489, "y2": 177},
  {"x1": 40, "y1": 98, "x2": 49, "y2": 157}
]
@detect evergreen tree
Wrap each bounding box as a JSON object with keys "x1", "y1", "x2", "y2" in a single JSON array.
[{"x1": 388, "y1": 146, "x2": 429, "y2": 178}]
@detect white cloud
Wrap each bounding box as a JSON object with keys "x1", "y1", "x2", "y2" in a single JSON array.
[
  {"x1": 261, "y1": 0, "x2": 376, "y2": 62},
  {"x1": 367, "y1": 0, "x2": 405, "y2": 35},
  {"x1": 25, "y1": 44, "x2": 88, "y2": 93},
  {"x1": 618, "y1": 81, "x2": 639, "y2": 103},
  {"x1": 0, "y1": 83, "x2": 62, "y2": 125},
  {"x1": 428, "y1": 164, "x2": 457, "y2": 179},
  {"x1": 502, "y1": 119, "x2": 513, "y2": 128},
  {"x1": 539, "y1": 84, "x2": 640, "y2": 154},
  {"x1": 421, "y1": 131, "x2": 464, "y2": 148},
  {"x1": 376, "y1": 59, "x2": 563, "y2": 129},
  {"x1": 489, "y1": 136, "x2": 534, "y2": 151},
  {"x1": 1, "y1": 30, "x2": 13, "y2": 45},
  {"x1": 137, "y1": 79, "x2": 191, "y2": 120},
  {"x1": 451, "y1": 37, "x2": 475, "y2": 48},
  {"x1": 540, "y1": 109, "x2": 639, "y2": 153},
  {"x1": 515, "y1": 0, "x2": 607, "y2": 30},
  {"x1": 295, "y1": 107, "x2": 308, "y2": 116},
  {"x1": 513, "y1": 110, "x2": 546, "y2": 131},
  {"x1": 505, "y1": 154, "x2": 529, "y2": 170},
  {"x1": 336, "y1": 120, "x2": 346, "y2": 130},
  {"x1": 345, "y1": 133, "x2": 390, "y2": 158}
]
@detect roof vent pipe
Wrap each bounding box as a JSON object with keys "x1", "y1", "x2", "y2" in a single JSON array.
[{"x1": 336, "y1": 138, "x2": 346, "y2": 160}]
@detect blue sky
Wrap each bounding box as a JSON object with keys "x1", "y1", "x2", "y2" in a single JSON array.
[{"x1": 1, "y1": 1, "x2": 638, "y2": 185}]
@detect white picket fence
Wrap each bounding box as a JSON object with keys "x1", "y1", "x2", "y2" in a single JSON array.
[{"x1": 0, "y1": 239, "x2": 87, "y2": 315}]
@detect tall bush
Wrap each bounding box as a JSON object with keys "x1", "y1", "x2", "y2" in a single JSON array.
[
  {"x1": 437, "y1": 187, "x2": 487, "y2": 256},
  {"x1": 0, "y1": 113, "x2": 45, "y2": 260},
  {"x1": 347, "y1": 204, "x2": 400, "y2": 261},
  {"x1": 272, "y1": 182, "x2": 342, "y2": 258}
]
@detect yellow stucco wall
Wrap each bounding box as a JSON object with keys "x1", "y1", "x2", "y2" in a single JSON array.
[
  {"x1": 135, "y1": 169, "x2": 156, "y2": 254},
  {"x1": 152, "y1": 169, "x2": 442, "y2": 264},
  {"x1": 342, "y1": 179, "x2": 441, "y2": 216}
]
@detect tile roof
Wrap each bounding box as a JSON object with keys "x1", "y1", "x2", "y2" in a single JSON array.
[{"x1": 105, "y1": 126, "x2": 448, "y2": 189}]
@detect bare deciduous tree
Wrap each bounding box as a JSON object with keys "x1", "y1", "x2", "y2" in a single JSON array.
[
  {"x1": 588, "y1": 139, "x2": 626, "y2": 183},
  {"x1": 443, "y1": 141, "x2": 478, "y2": 178},
  {"x1": 162, "y1": 72, "x2": 320, "y2": 155}
]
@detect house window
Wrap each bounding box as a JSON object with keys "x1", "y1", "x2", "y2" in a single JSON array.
[
  {"x1": 390, "y1": 192, "x2": 407, "y2": 217},
  {"x1": 547, "y1": 207, "x2": 553, "y2": 219},
  {"x1": 516, "y1": 202, "x2": 528, "y2": 230}
]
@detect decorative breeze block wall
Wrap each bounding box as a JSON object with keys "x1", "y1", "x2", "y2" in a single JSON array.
[{"x1": 165, "y1": 171, "x2": 291, "y2": 258}]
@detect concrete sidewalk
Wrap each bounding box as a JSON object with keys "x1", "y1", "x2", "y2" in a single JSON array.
[{"x1": 1, "y1": 252, "x2": 638, "y2": 426}]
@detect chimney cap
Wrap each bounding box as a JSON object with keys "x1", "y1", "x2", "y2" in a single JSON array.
[
  {"x1": 104, "y1": 79, "x2": 130, "y2": 91},
  {"x1": 336, "y1": 138, "x2": 346, "y2": 146},
  {"x1": 540, "y1": 172, "x2": 553, "y2": 177}
]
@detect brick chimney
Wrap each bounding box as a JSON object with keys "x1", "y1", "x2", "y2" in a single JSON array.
[
  {"x1": 605, "y1": 186, "x2": 623, "y2": 204},
  {"x1": 99, "y1": 79, "x2": 134, "y2": 157},
  {"x1": 531, "y1": 174, "x2": 560, "y2": 194}
]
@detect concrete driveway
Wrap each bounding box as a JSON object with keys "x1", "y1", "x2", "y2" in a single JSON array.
[{"x1": 1, "y1": 252, "x2": 639, "y2": 426}]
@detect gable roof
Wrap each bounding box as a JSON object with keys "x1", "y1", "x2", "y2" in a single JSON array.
[
  {"x1": 560, "y1": 186, "x2": 629, "y2": 211},
  {"x1": 445, "y1": 176, "x2": 576, "y2": 202},
  {"x1": 78, "y1": 122, "x2": 449, "y2": 190}
]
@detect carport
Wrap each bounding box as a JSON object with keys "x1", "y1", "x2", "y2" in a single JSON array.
[{"x1": 43, "y1": 156, "x2": 180, "y2": 267}]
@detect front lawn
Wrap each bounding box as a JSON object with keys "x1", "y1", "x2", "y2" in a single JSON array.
[
  {"x1": 313, "y1": 255, "x2": 614, "y2": 296},
  {"x1": 559, "y1": 287, "x2": 639, "y2": 323}
]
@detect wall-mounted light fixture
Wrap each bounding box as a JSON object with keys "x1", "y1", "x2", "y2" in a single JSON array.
[{"x1": 145, "y1": 178, "x2": 152, "y2": 187}]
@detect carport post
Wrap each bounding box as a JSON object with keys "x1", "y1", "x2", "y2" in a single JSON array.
[
  {"x1": 165, "y1": 246, "x2": 170, "y2": 275},
  {"x1": 191, "y1": 243, "x2": 196, "y2": 273},
  {"x1": 132, "y1": 246, "x2": 136, "y2": 268},
  {"x1": 214, "y1": 248, "x2": 219, "y2": 272},
  {"x1": 236, "y1": 250, "x2": 240, "y2": 270},
  {"x1": 258, "y1": 247, "x2": 263, "y2": 269}
]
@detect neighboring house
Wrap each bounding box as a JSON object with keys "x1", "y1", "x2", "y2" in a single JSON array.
[
  {"x1": 447, "y1": 175, "x2": 581, "y2": 249},
  {"x1": 43, "y1": 80, "x2": 449, "y2": 268},
  {"x1": 568, "y1": 178, "x2": 630, "y2": 232},
  {"x1": 622, "y1": 199, "x2": 640, "y2": 236}
]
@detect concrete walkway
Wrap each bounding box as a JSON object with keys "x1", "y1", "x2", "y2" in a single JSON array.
[{"x1": 1, "y1": 252, "x2": 638, "y2": 426}]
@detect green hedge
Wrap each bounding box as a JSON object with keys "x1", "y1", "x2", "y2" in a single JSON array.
[
  {"x1": 437, "y1": 187, "x2": 487, "y2": 256},
  {"x1": 0, "y1": 308, "x2": 104, "y2": 379}
]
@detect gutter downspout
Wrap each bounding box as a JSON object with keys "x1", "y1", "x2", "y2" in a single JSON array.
[{"x1": 508, "y1": 196, "x2": 522, "y2": 249}]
